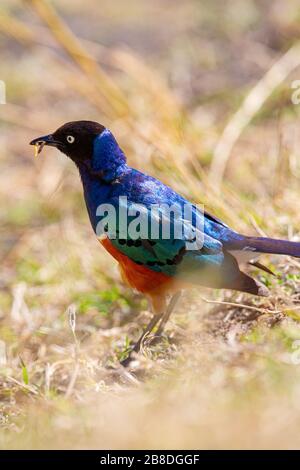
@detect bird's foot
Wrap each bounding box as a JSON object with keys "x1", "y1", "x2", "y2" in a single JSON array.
[
  {"x1": 120, "y1": 341, "x2": 141, "y2": 367},
  {"x1": 120, "y1": 354, "x2": 135, "y2": 367}
]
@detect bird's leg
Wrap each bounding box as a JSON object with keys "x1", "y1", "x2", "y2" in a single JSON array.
[
  {"x1": 155, "y1": 291, "x2": 182, "y2": 337},
  {"x1": 131, "y1": 313, "x2": 163, "y2": 354},
  {"x1": 120, "y1": 312, "x2": 163, "y2": 367}
]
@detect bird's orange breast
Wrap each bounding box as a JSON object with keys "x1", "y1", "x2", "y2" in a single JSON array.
[{"x1": 100, "y1": 237, "x2": 173, "y2": 294}]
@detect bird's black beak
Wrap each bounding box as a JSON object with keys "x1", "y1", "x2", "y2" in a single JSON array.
[{"x1": 30, "y1": 134, "x2": 60, "y2": 157}]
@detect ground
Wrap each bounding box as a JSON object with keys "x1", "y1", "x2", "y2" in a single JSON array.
[{"x1": 1, "y1": 0, "x2": 300, "y2": 449}]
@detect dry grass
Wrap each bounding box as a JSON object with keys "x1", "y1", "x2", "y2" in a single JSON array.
[{"x1": 1, "y1": 0, "x2": 300, "y2": 449}]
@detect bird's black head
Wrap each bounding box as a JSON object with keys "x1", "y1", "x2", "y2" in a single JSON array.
[{"x1": 30, "y1": 120, "x2": 106, "y2": 163}]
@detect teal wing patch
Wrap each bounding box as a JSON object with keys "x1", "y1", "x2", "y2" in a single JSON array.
[{"x1": 101, "y1": 201, "x2": 225, "y2": 278}]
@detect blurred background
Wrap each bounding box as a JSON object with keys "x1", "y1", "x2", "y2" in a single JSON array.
[{"x1": 1, "y1": 0, "x2": 300, "y2": 449}]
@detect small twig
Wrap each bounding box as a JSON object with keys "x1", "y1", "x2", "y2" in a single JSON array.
[
  {"x1": 6, "y1": 376, "x2": 39, "y2": 395},
  {"x1": 118, "y1": 367, "x2": 140, "y2": 386},
  {"x1": 200, "y1": 296, "x2": 300, "y2": 315},
  {"x1": 64, "y1": 362, "x2": 80, "y2": 398},
  {"x1": 248, "y1": 214, "x2": 268, "y2": 237},
  {"x1": 24, "y1": 0, "x2": 129, "y2": 117}
]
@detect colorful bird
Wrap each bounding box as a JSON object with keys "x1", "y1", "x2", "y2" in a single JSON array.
[{"x1": 30, "y1": 121, "x2": 300, "y2": 364}]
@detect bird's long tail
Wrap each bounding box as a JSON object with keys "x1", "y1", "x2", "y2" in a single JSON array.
[{"x1": 230, "y1": 235, "x2": 300, "y2": 258}]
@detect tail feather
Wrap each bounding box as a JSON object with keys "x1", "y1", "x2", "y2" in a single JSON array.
[
  {"x1": 219, "y1": 252, "x2": 270, "y2": 296},
  {"x1": 229, "y1": 236, "x2": 300, "y2": 258},
  {"x1": 234, "y1": 272, "x2": 269, "y2": 297}
]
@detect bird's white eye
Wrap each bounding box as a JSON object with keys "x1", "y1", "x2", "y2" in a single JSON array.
[{"x1": 67, "y1": 135, "x2": 75, "y2": 144}]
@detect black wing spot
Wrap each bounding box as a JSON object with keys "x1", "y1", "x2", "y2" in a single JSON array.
[
  {"x1": 118, "y1": 239, "x2": 141, "y2": 247},
  {"x1": 175, "y1": 247, "x2": 186, "y2": 264},
  {"x1": 146, "y1": 261, "x2": 156, "y2": 267}
]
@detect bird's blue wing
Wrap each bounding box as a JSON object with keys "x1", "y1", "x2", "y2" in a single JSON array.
[{"x1": 97, "y1": 198, "x2": 225, "y2": 278}]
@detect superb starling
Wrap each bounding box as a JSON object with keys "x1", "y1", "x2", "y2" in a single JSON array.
[{"x1": 30, "y1": 121, "x2": 300, "y2": 363}]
